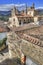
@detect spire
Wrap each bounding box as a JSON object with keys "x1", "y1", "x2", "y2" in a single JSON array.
[
  {"x1": 26, "y1": 4, "x2": 27, "y2": 14},
  {"x1": 32, "y1": 3, "x2": 35, "y2": 8}
]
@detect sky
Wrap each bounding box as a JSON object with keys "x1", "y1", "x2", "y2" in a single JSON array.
[
  {"x1": 0, "y1": 0, "x2": 43, "y2": 8},
  {"x1": 0, "y1": 0, "x2": 43, "y2": 11}
]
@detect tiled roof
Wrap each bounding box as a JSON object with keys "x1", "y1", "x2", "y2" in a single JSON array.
[{"x1": 15, "y1": 25, "x2": 43, "y2": 47}]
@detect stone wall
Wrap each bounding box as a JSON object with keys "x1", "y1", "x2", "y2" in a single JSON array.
[
  {"x1": 7, "y1": 31, "x2": 43, "y2": 65},
  {"x1": 21, "y1": 40, "x2": 43, "y2": 65},
  {"x1": 7, "y1": 31, "x2": 22, "y2": 59}
]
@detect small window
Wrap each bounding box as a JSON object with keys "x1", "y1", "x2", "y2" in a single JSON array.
[{"x1": 30, "y1": 12, "x2": 31, "y2": 15}]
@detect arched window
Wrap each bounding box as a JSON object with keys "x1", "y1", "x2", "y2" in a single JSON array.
[
  {"x1": 19, "y1": 20, "x2": 21, "y2": 25},
  {"x1": 23, "y1": 19, "x2": 26, "y2": 24},
  {"x1": 24, "y1": 19, "x2": 25, "y2": 22}
]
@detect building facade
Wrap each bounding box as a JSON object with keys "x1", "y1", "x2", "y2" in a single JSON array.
[{"x1": 8, "y1": 4, "x2": 43, "y2": 27}]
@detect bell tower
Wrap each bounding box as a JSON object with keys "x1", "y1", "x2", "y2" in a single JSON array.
[{"x1": 11, "y1": 7, "x2": 16, "y2": 17}]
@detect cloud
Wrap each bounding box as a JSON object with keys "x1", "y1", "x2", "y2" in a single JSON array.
[
  {"x1": 14, "y1": 3, "x2": 25, "y2": 7},
  {"x1": 36, "y1": 7, "x2": 43, "y2": 9},
  {"x1": 0, "y1": 4, "x2": 14, "y2": 11},
  {"x1": 0, "y1": 3, "x2": 26, "y2": 11}
]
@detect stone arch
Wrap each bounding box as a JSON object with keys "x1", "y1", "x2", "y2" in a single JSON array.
[
  {"x1": 23, "y1": 18, "x2": 26, "y2": 24},
  {"x1": 27, "y1": 19, "x2": 30, "y2": 23}
]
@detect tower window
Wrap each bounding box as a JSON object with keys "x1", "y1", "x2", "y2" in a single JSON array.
[
  {"x1": 30, "y1": 12, "x2": 31, "y2": 15},
  {"x1": 13, "y1": 19, "x2": 15, "y2": 21}
]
